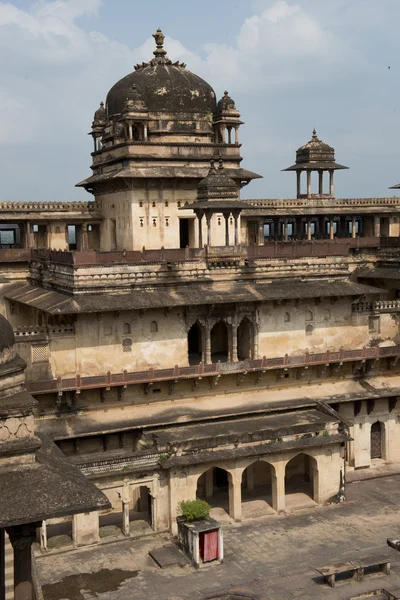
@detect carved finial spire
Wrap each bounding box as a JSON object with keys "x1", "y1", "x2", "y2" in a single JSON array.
[
  {"x1": 210, "y1": 159, "x2": 216, "y2": 170},
  {"x1": 218, "y1": 159, "x2": 224, "y2": 170},
  {"x1": 312, "y1": 128, "x2": 318, "y2": 140},
  {"x1": 153, "y1": 28, "x2": 167, "y2": 58}
]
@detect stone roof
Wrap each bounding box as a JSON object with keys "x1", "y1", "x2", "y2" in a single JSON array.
[
  {"x1": 0, "y1": 314, "x2": 15, "y2": 353},
  {"x1": 5, "y1": 280, "x2": 384, "y2": 315},
  {"x1": 197, "y1": 160, "x2": 238, "y2": 201},
  {"x1": 283, "y1": 129, "x2": 349, "y2": 171},
  {"x1": 106, "y1": 29, "x2": 216, "y2": 117},
  {"x1": 76, "y1": 166, "x2": 262, "y2": 188},
  {"x1": 0, "y1": 435, "x2": 110, "y2": 528}
]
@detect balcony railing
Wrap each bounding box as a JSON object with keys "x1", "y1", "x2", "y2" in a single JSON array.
[
  {"x1": 29, "y1": 237, "x2": 391, "y2": 267},
  {"x1": 353, "y1": 300, "x2": 400, "y2": 312},
  {"x1": 26, "y1": 344, "x2": 400, "y2": 395}
]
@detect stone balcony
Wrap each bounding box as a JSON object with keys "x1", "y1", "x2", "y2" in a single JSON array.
[
  {"x1": 25, "y1": 344, "x2": 400, "y2": 396},
  {"x1": 353, "y1": 300, "x2": 400, "y2": 313}
]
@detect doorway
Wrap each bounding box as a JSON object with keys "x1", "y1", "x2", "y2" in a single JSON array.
[
  {"x1": 180, "y1": 219, "x2": 189, "y2": 248},
  {"x1": 370, "y1": 422, "x2": 382, "y2": 459}
]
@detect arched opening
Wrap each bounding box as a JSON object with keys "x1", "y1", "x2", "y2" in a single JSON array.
[
  {"x1": 211, "y1": 321, "x2": 228, "y2": 363},
  {"x1": 237, "y1": 318, "x2": 254, "y2": 361},
  {"x1": 150, "y1": 321, "x2": 158, "y2": 333},
  {"x1": 188, "y1": 322, "x2": 203, "y2": 365},
  {"x1": 241, "y1": 461, "x2": 275, "y2": 518},
  {"x1": 371, "y1": 421, "x2": 383, "y2": 459},
  {"x1": 196, "y1": 467, "x2": 230, "y2": 518},
  {"x1": 285, "y1": 453, "x2": 318, "y2": 510},
  {"x1": 123, "y1": 322, "x2": 131, "y2": 334}
]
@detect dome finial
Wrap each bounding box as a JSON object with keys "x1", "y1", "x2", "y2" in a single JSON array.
[
  {"x1": 153, "y1": 28, "x2": 167, "y2": 58},
  {"x1": 218, "y1": 158, "x2": 224, "y2": 170},
  {"x1": 312, "y1": 128, "x2": 318, "y2": 140}
]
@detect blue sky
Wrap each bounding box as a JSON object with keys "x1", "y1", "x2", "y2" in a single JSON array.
[{"x1": 0, "y1": 0, "x2": 399, "y2": 201}]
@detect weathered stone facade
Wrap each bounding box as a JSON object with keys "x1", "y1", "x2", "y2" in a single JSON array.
[{"x1": 2, "y1": 29, "x2": 400, "y2": 549}]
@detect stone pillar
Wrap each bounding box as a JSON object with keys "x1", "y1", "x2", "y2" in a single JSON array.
[
  {"x1": 271, "y1": 463, "x2": 285, "y2": 512},
  {"x1": 228, "y1": 473, "x2": 242, "y2": 522},
  {"x1": 233, "y1": 213, "x2": 240, "y2": 246},
  {"x1": 72, "y1": 512, "x2": 99, "y2": 546},
  {"x1": 318, "y1": 170, "x2": 323, "y2": 194},
  {"x1": 234, "y1": 126, "x2": 239, "y2": 144},
  {"x1": 296, "y1": 171, "x2": 301, "y2": 198},
  {"x1": 329, "y1": 170, "x2": 334, "y2": 197},
  {"x1": 205, "y1": 468, "x2": 214, "y2": 498},
  {"x1": 374, "y1": 215, "x2": 381, "y2": 237},
  {"x1": 8, "y1": 522, "x2": 39, "y2": 600},
  {"x1": 197, "y1": 212, "x2": 204, "y2": 249},
  {"x1": 330, "y1": 217, "x2": 334, "y2": 239},
  {"x1": 307, "y1": 171, "x2": 311, "y2": 198},
  {"x1": 205, "y1": 324, "x2": 212, "y2": 364},
  {"x1": 227, "y1": 127, "x2": 232, "y2": 144},
  {"x1": 122, "y1": 503, "x2": 130, "y2": 536},
  {"x1": 232, "y1": 324, "x2": 238, "y2": 362},
  {"x1": 206, "y1": 213, "x2": 212, "y2": 247},
  {"x1": 258, "y1": 219, "x2": 264, "y2": 245},
  {"x1": 223, "y1": 213, "x2": 230, "y2": 246},
  {"x1": 352, "y1": 216, "x2": 357, "y2": 238},
  {"x1": 284, "y1": 219, "x2": 289, "y2": 241},
  {"x1": 128, "y1": 123, "x2": 133, "y2": 140},
  {"x1": 39, "y1": 521, "x2": 47, "y2": 552},
  {"x1": 144, "y1": 124, "x2": 148, "y2": 141},
  {"x1": 307, "y1": 219, "x2": 312, "y2": 241},
  {"x1": 81, "y1": 224, "x2": 89, "y2": 251}
]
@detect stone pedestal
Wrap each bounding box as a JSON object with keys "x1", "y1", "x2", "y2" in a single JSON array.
[{"x1": 7, "y1": 522, "x2": 40, "y2": 600}]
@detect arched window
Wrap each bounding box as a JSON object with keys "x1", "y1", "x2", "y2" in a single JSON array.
[
  {"x1": 306, "y1": 324, "x2": 314, "y2": 336},
  {"x1": 210, "y1": 321, "x2": 228, "y2": 363},
  {"x1": 305, "y1": 310, "x2": 314, "y2": 322},
  {"x1": 55, "y1": 226, "x2": 61, "y2": 234},
  {"x1": 150, "y1": 321, "x2": 158, "y2": 333},
  {"x1": 122, "y1": 338, "x2": 132, "y2": 353},
  {"x1": 123, "y1": 322, "x2": 131, "y2": 335},
  {"x1": 324, "y1": 309, "x2": 331, "y2": 321},
  {"x1": 284, "y1": 312, "x2": 291, "y2": 323}
]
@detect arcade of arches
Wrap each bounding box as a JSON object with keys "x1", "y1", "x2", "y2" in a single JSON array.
[
  {"x1": 187, "y1": 317, "x2": 256, "y2": 365},
  {"x1": 171, "y1": 447, "x2": 340, "y2": 532}
]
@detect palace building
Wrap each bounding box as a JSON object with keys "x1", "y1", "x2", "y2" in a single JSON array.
[{"x1": 2, "y1": 28, "x2": 400, "y2": 549}]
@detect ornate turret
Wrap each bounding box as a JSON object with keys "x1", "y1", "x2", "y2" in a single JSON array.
[
  {"x1": 283, "y1": 129, "x2": 349, "y2": 199},
  {"x1": 214, "y1": 91, "x2": 243, "y2": 144},
  {"x1": 90, "y1": 101, "x2": 106, "y2": 152},
  {"x1": 188, "y1": 160, "x2": 249, "y2": 248}
]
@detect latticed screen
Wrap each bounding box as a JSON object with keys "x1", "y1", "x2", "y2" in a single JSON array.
[
  {"x1": 31, "y1": 343, "x2": 49, "y2": 363},
  {"x1": 122, "y1": 338, "x2": 132, "y2": 353}
]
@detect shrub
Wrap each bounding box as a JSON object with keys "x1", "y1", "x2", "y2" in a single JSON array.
[{"x1": 177, "y1": 499, "x2": 211, "y2": 522}]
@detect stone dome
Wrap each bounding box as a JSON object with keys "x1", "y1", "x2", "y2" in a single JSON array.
[
  {"x1": 106, "y1": 29, "x2": 216, "y2": 117},
  {"x1": 296, "y1": 129, "x2": 335, "y2": 164},
  {"x1": 197, "y1": 160, "x2": 238, "y2": 201}
]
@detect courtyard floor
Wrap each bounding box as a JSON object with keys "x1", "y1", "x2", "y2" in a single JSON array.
[{"x1": 37, "y1": 475, "x2": 400, "y2": 600}]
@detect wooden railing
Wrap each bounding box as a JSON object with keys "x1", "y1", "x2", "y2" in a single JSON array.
[{"x1": 26, "y1": 344, "x2": 400, "y2": 395}]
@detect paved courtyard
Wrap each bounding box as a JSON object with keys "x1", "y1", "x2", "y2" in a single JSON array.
[{"x1": 37, "y1": 475, "x2": 400, "y2": 600}]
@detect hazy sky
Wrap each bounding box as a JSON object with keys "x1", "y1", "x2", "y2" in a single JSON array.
[{"x1": 1, "y1": 0, "x2": 399, "y2": 201}]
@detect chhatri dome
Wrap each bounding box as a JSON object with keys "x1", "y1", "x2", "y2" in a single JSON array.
[{"x1": 106, "y1": 28, "x2": 217, "y2": 117}]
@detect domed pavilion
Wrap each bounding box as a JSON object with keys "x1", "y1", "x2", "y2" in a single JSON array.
[{"x1": 77, "y1": 29, "x2": 261, "y2": 252}]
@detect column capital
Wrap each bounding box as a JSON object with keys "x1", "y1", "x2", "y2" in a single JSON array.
[{"x1": 7, "y1": 523, "x2": 39, "y2": 550}]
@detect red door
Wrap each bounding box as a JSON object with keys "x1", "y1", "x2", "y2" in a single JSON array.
[{"x1": 202, "y1": 530, "x2": 219, "y2": 563}]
